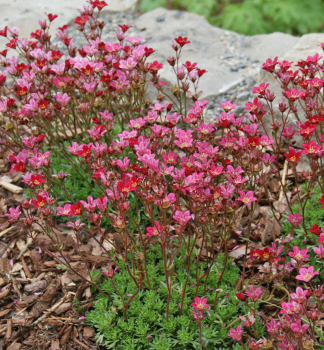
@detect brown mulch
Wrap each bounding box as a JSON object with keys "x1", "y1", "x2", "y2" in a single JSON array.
[{"x1": 0, "y1": 159, "x2": 109, "y2": 350}]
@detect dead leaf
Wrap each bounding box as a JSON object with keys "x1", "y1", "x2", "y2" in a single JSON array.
[
  {"x1": 229, "y1": 245, "x2": 249, "y2": 259},
  {"x1": 261, "y1": 217, "x2": 281, "y2": 245}
]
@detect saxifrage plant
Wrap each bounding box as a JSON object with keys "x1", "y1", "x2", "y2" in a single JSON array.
[{"x1": 3, "y1": 0, "x2": 324, "y2": 348}]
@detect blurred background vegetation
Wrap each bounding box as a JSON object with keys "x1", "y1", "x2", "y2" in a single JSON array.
[{"x1": 139, "y1": 0, "x2": 324, "y2": 36}]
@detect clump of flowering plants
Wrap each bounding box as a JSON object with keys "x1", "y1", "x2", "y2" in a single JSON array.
[{"x1": 4, "y1": 0, "x2": 324, "y2": 348}]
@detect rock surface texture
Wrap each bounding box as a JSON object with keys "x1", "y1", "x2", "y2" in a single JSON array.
[{"x1": 0, "y1": 0, "x2": 138, "y2": 46}]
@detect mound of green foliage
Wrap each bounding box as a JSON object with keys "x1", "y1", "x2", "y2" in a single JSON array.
[
  {"x1": 140, "y1": 0, "x2": 324, "y2": 36},
  {"x1": 86, "y1": 245, "x2": 264, "y2": 349}
]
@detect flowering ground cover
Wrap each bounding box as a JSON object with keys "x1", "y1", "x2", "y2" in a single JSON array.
[{"x1": 1, "y1": 1, "x2": 324, "y2": 349}]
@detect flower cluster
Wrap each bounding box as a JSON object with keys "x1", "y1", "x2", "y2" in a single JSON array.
[{"x1": 4, "y1": 1, "x2": 324, "y2": 348}]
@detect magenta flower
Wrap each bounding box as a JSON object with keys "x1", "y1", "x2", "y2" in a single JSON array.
[
  {"x1": 287, "y1": 213, "x2": 303, "y2": 227},
  {"x1": 146, "y1": 222, "x2": 164, "y2": 237},
  {"x1": 288, "y1": 246, "x2": 309, "y2": 262},
  {"x1": 313, "y1": 244, "x2": 324, "y2": 259},
  {"x1": 5, "y1": 206, "x2": 21, "y2": 221},
  {"x1": 290, "y1": 319, "x2": 309, "y2": 335},
  {"x1": 237, "y1": 191, "x2": 257, "y2": 206},
  {"x1": 56, "y1": 204, "x2": 72, "y2": 216},
  {"x1": 296, "y1": 266, "x2": 319, "y2": 282},
  {"x1": 229, "y1": 325, "x2": 243, "y2": 341},
  {"x1": 290, "y1": 287, "x2": 309, "y2": 303},
  {"x1": 173, "y1": 210, "x2": 191, "y2": 226},
  {"x1": 245, "y1": 285, "x2": 262, "y2": 301},
  {"x1": 191, "y1": 297, "x2": 210, "y2": 310}
]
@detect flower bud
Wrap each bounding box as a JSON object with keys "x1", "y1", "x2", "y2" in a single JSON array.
[
  {"x1": 236, "y1": 292, "x2": 246, "y2": 301},
  {"x1": 167, "y1": 56, "x2": 176, "y2": 66}
]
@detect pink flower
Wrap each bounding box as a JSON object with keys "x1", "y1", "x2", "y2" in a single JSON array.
[
  {"x1": 237, "y1": 191, "x2": 257, "y2": 206},
  {"x1": 56, "y1": 204, "x2": 72, "y2": 216},
  {"x1": 245, "y1": 285, "x2": 262, "y2": 301},
  {"x1": 5, "y1": 206, "x2": 21, "y2": 221},
  {"x1": 296, "y1": 266, "x2": 319, "y2": 282},
  {"x1": 290, "y1": 319, "x2": 309, "y2": 335},
  {"x1": 291, "y1": 287, "x2": 309, "y2": 304},
  {"x1": 173, "y1": 210, "x2": 191, "y2": 226},
  {"x1": 280, "y1": 301, "x2": 303, "y2": 315},
  {"x1": 66, "y1": 219, "x2": 85, "y2": 231},
  {"x1": 287, "y1": 213, "x2": 303, "y2": 227},
  {"x1": 219, "y1": 100, "x2": 237, "y2": 112},
  {"x1": 313, "y1": 244, "x2": 324, "y2": 259},
  {"x1": 288, "y1": 246, "x2": 309, "y2": 262},
  {"x1": 119, "y1": 57, "x2": 137, "y2": 70},
  {"x1": 191, "y1": 297, "x2": 209, "y2": 310},
  {"x1": 229, "y1": 325, "x2": 243, "y2": 341}
]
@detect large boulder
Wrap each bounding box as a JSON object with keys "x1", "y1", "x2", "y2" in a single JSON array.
[
  {"x1": 134, "y1": 8, "x2": 299, "y2": 101},
  {"x1": 0, "y1": 0, "x2": 138, "y2": 47}
]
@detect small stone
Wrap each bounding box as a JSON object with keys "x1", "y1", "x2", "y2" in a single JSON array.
[
  {"x1": 230, "y1": 63, "x2": 246, "y2": 72},
  {"x1": 237, "y1": 91, "x2": 250, "y2": 101},
  {"x1": 222, "y1": 53, "x2": 233, "y2": 59},
  {"x1": 156, "y1": 15, "x2": 165, "y2": 22}
]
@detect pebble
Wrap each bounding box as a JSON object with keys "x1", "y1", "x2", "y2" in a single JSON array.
[{"x1": 237, "y1": 91, "x2": 250, "y2": 101}]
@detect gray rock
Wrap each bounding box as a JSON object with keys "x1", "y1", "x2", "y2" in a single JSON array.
[
  {"x1": 135, "y1": 8, "x2": 299, "y2": 101},
  {"x1": 0, "y1": 0, "x2": 139, "y2": 47}
]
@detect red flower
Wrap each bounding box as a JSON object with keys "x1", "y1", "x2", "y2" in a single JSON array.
[
  {"x1": 6, "y1": 39, "x2": 17, "y2": 49},
  {"x1": 284, "y1": 147, "x2": 302, "y2": 163},
  {"x1": 174, "y1": 36, "x2": 191, "y2": 47},
  {"x1": 58, "y1": 24, "x2": 70, "y2": 31},
  {"x1": 37, "y1": 134, "x2": 45, "y2": 143},
  {"x1": 31, "y1": 195, "x2": 47, "y2": 209},
  {"x1": 262, "y1": 57, "x2": 278, "y2": 72},
  {"x1": 0, "y1": 26, "x2": 8, "y2": 37},
  {"x1": 75, "y1": 15, "x2": 89, "y2": 26},
  {"x1": 51, "y1": 50, "x2": 63, "y2": 61},
  {"x1": 81, "y1": 64, "x2": 93, "y2": 76},
  {"x1": 47, "y1": 14, "x2": 58, "y2": 22},
  {"x1": 319, "y1": 194, "x2": 324, "y2": 208},
  {"x1": 77, "y1": 145, "x2": 92, "y2": 158},
  {"x1": 299, "y1": 121, "x2": 316, "y2": 138},
  {"x1": 183, "y1": 61, "x2": 197, "y2": 72},
  {"x1": 38, "y1": 100, "x2": 49, "y2": 110},
  {"x1": 31, "y1": 174, "x2": 46, "y2": 186},
  {"x1": 13, "y1": 161, "x2": 26, "y2": 172},
  {"x1": 117, "y1": 180, "x2": 137, "y2": 194},
  {"x1": 91, "y1": 0, "x2": 108, "y2": 10},
  {"x1": 248, "y1": 137, "x2": 260, "y2": 147},
  {"x1": 16, "y1": 86, "x2": 29, "y2": 96},
  {"x1": 144, "y1": 47, "x2": 154, "y2": 57},
  {"x1": 118, "y1": 24, "x2": 132, "y2": 33},
  {"x1": 310, "y1": 224, "x2": 321, "y2": 236},
  {"x1": 149, "y1": 61, "x2": 163, "y2": 74},
  {"x1": 70, "y1": 202, "x2": 82, "y2": 216},
  {"x1": 0, "y1": 49, "x2": 8, "y2": 57},
  {"x1": 196, "y1": 68, "x2": 207, "y2": 77}
]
